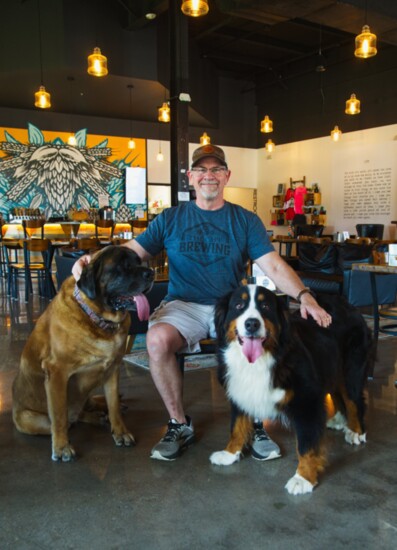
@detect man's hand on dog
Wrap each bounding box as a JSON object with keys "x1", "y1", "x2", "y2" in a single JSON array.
[
  {"x1": 72, "y1": 254, "x2": 91, "y2": 281},
  {"x1": 299, "y1": 292, "x2": 333, "y2": 328}
]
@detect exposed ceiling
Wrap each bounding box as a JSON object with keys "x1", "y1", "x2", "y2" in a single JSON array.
[{"x1": 1, "y1": 0, "x2": 397, "y2": 146}]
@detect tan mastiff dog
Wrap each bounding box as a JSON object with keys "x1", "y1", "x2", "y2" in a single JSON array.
[{"x1": 12, "y1": 245, "x2": 153, "y2": 461}]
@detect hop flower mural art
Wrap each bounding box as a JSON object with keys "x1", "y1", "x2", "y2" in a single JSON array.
[{"x1": 0, "y1": 123, "x2": 138, "y2": 219}]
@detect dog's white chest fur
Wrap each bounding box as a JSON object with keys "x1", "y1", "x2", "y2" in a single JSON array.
[{"x1": 223, "y1": 341, "x2": 285, "y2": 420}]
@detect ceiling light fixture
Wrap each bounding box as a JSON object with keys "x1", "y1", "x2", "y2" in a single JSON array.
[
  {"x1": 330, "y1": 125, "x2": 342, "y2": 142},
  {"x1": 355, "y1": 1, "x2": 377, "y2": 58},
  {"x1": 181, "y1": 0, "x2": 209, "y2": 17},
  {"x1": 127, "y1": 84, "x2": 136, "y2": 150},
  {"x1": 87, "y1": 47, "x2": 108, "y2": 77},
  {"x1": 345, "y1": 93, "x2": 361, "y2": 115},
  {"x1": 158, "y1": 101, "x2": 170, "y2": 123},
  {"x1": 34, "y1": 0, "x2": 51, "y2": 109},
  {"x1": 265, "y1": 139, "x2": 275, "y2": 153},
  {"x1": 157, "y1": 141, "x2": 164, "y2": 162},
  {"x1": 200, "y1": 132, "x2": 211, "y2": 145},
  {"x1": 260, "y1": 115, "x2": 273, "y2": 133}
]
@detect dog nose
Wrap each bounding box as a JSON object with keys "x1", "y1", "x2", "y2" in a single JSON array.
[{"x1": 244, "y1": 318, "x2": 260, "y2": 334}]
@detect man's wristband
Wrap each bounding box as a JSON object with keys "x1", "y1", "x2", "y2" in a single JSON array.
[{"x1": 296, "y1": 288, "x2": 312, "y2": 303}]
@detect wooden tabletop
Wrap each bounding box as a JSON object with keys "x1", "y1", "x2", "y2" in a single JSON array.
[{"x1": 351, "y1": 262, "x2": 397, "y2": 274}]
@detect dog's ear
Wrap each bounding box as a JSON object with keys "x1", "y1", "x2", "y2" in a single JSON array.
[
  {"x1": 77, "y1": 261, "x2": 97, "y2": 300},
  {"x1": 214, "y1": 291, "x2": 234, "y2": 340}
]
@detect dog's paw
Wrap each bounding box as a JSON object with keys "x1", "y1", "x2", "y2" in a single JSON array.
[
  {"x1": 344, "y1": 428, "x2": 366, "y2": 445},
  {"x1": 52, "y1": 443, "x2": 76, "y2": 462},
  {"x1": 210, "y1": 450, "x2": 241, "y2": 466},
  {"x1": 112, "y1": 431, "x2": 136, "y2": 447},
  {"x1": 326, "y1": 411, "x2": 347, "y2": 431},
  {"x1": 285, "y1": 473, "x2": 315, "y2": 495}
]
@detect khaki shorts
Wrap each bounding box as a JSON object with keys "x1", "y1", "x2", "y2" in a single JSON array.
[{"x1": 149, "y1": 300, "x2": 216, "y2": 353}]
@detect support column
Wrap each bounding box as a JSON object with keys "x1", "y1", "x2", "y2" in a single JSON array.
[{"x1": 169, "y1": 0, "x2": 190, "y2": 206}]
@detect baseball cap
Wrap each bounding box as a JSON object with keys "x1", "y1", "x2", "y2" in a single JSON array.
[{"x1": 191, "y1": 144, "x2": 228, "y2": 168}]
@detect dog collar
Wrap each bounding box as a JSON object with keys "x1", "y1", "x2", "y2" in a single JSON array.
[{"x1": 73, "y1": 285, "x2": 127, "y2": 332}]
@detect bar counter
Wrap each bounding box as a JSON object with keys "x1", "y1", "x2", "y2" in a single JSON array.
[{"x1": 1, "y1": 222, "x2": 132, "y2": 240}]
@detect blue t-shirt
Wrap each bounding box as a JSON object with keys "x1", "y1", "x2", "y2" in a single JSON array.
[{"x1": 136, "y1": 201, "x2": 274, "y2": 305}]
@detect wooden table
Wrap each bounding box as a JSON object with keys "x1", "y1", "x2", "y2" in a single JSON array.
[
  {"x1": 352, "y1": 262, "x2": 397, "y2": 378},
  {"x1": 272, "y1": 236, "x2": 296, "y2": 257}
]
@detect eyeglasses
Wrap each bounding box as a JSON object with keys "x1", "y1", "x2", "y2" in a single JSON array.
[{"x1": 191, "y1": 166, "x2": 227, "y2": 175}]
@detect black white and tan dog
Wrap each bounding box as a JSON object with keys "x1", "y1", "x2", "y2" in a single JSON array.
[
  {"x1": 210, "y1": 285, "x2": 373, "y2": 495},
  {"x1": 12, "y1": 245, "x2": 153, "y2": 462}
]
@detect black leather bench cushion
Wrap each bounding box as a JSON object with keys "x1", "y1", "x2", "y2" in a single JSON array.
[
  {"x1": 298, "y1": 243, "x2": 337, "y2": 274},
  {"x1": 296, "y1": 271, "x2": 343, "y2": 295}
]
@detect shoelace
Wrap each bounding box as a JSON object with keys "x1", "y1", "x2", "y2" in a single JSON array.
[
  {"x1": 253, "y1": 427, "x2": 270, "y2": 442},
  {"x1": 162, "y1": 421, "x2": 186, "y2": 442}
]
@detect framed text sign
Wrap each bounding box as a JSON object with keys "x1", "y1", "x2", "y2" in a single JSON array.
[{"x1": 125, "y1": 167, "x2": 147, "y2": 204}]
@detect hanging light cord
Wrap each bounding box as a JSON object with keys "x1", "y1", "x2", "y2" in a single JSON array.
[
  {"x1": 37, "y1": 0, "x2": 44, "y2": 84},
  {"x1": 68, "y1": 76, "x2": 74, "y2": 135},
  {"x1": 129, "y1": 85, "x2": 133, "y2": 137}
]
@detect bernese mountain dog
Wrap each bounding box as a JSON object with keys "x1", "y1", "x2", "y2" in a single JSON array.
[{"x1": 210, "y1": 285, "x2": 374, "y2": 495}]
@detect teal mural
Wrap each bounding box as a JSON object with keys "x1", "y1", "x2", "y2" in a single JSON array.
[{"x1": 0, "y1": 123, "x2": 147, "y2": 222}]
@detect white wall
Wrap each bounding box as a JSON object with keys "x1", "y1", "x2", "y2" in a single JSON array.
[{"x1": 256, "y1": 124, "x2": 397, "y2": 239}]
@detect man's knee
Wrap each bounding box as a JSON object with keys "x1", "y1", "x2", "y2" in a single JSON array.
[{"x1": 146, "y1": 324, "x2": 184, "y2": 358}]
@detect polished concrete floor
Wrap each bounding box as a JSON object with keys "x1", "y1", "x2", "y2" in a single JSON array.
[{"x1": 0, "y1": 281, "x2": 396, "y2": 550}]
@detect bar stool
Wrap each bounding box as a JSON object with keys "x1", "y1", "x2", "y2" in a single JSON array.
[
  {"x1": 95, "y1": 219, "x2": 114, "y2": 242},
  {"x1": 129, "y1": 219, "x2": 148, "y2": 235},
  {"x1": 4, "y1": 238, "x2": 55, "y2": 301},
  {"x1": 22, "y1": 219, "x2": 45, "y2": 239}
]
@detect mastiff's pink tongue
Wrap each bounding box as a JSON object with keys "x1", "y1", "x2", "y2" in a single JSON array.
[
  {"x1": 134, "y1": 294, "x2": 150, "y2": 321},
  {"x1": 241, "y1": 337, "x2": 264, "y2": 363}
]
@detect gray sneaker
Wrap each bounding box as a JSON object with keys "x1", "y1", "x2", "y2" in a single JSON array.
[
  {"x1": 251, "y1": 422, "x2": 281, "y2": 461},
  {"x1": 150, "y1": 416, "x2": 195, "y2": 461}
]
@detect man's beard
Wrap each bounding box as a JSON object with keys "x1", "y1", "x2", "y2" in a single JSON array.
[{"x1": 199, "y1": 182, "x2": 219, "y2": 200}]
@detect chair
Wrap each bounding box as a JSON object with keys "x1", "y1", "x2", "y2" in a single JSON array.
[
  {"x1": 126, "y1": 280, "x2": 217, "y2": 373},
  {"x1": 345, "y1": 237, "x2": 373, "y2": 245},
  {"x1": 55, "y1": 255, "x2": 77, "y2": 290},
  {"x1": 22, "y1": 219, "x2": 45, "y2": 239},
  {"x1": 3, "y1": 239, "x2": 23, "y2": 296},
  {"x1": 58, "y1": 238, "x2": 101, "y2": 259},
  {"x1": 356, "y1": 224, "x2": 384, "y2": 239},
  {"x1": 294, "y1": 224, "x2": 324, "y2": 237},
  {"x1": 95, "y1": 219, "x2": 114, "y2": 241},
  {"x1": 297, "y1": 236, "x2": 332, "y2": 244},
  {"x1": 371, "y1": 240, "x2": 397, "y2": 265},
  {"x1": 4, "y1": 238, "x2": 55, "y2": 301},
  {"x1": 129, "y1": 219, "x2": 148, "y2": 235},
  {"x1": 379, "y1": 307, "x2": 397, "y2": 336}
]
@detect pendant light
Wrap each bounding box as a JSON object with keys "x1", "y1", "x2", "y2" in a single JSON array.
[
  {"x1": 355, "y1": 26, "x2": 377, "y2": 58},
  {"x1": 181, "y1": 0, "x2": 209, "y2": 17},
  {"x1": 158, "y1": 102, "x2": 170, "y2": 123},
  {"x1": 127, "y1": 84, "x2": 136, "y2": 150},
  {"x1": 265, "y1": 139, "x2": 275, "y2": 153},
  {"x1": 330, "y1": 126, "x2": 342, "y2": 142},
  {"x1": 200, "y1": 132, "x2": 211, "y2": 145},
  {"x1": 34, "y1": 0, "x2": 51, "y2": 109},
  {"x1": 157, "y1": 141, "x2": 164, "y2": 162},
  {"x1": 354, "y1": 1, "x2": 377, "y2": 58},
  {"x1": 345, "y1": 93, "x2": 361, "y2": 115},
  {"x1": 260, "y1": 115, "x2": 273, "y2": 133},
  {"x1": 87, "y1": 47, "x2": 108, "y2": 77}
]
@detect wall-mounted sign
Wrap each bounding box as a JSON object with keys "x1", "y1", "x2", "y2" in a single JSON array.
[{"x1": 125, "y1": 167, "x2": 147, "y2": 204}]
